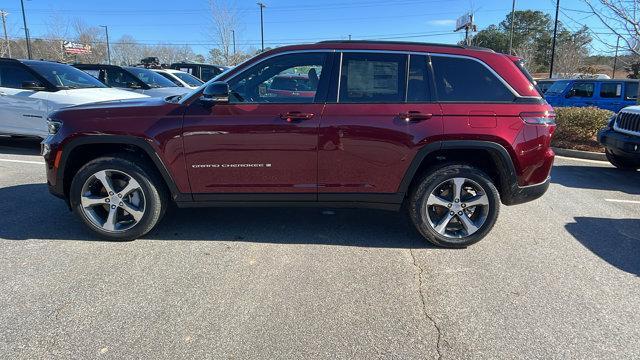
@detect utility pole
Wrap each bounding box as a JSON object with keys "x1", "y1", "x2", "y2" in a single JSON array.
[
  {"x1": 0, "y1": 10, "x2": 10, "y2": 58},
  {"x1": 232, "y1": 29, "x2": 236, "y2": 54},
  {"x1": 549, "y1": 0, "x2": 560, "y2": 79},
  {"x1": 257, "y1": 2, "x2": 266, "y2": 52},
  {"x1": 20, "y1": 0, "x2": 31, "y2": 59},
  {"x1": 100, "y1": 25, "x2": 111, "y2": 64},
  {"x1": 612, "y1": 36, "x2": 620, "y2": 79},
  {"x1": 508, "y1": 0, "x2": 516, "y2": 54}
]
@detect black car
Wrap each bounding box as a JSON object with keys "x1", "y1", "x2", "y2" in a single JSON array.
[
  {"x1": 169, "y1": 62, "x2": 227, "y2": 82},
  {"x1": 598, "y1": 108, "x2": 640, "y2": 170}
]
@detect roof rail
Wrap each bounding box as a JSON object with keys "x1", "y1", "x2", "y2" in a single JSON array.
[{"x1": 316, "y1": 40, "x2": 494, "y2": 52}]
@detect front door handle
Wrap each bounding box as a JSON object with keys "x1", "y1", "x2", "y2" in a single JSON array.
[
  {"x1": 280, "y1": 111, "x2": 315, "y2": 122},
  {"x1": 399, "y1": 111, "x2": 433, "y2": 122}
]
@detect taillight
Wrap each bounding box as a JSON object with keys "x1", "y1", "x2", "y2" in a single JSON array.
[{"x1": 520, "y1": 111, "x2": 556, "y2": 125}]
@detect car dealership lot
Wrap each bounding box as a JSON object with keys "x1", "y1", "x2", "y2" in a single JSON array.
[{"x1": 0, "y1": 138, "x2": 638, "y2": 359}]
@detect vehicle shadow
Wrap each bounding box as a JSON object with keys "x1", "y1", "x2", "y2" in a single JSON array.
[
  {"x1": 551, "y1": 164, "x2": 640, "y2": 195},
  {"x1": 0, "y1": 183, "x2": 429, "y2": 249},
  {"x1": 565, "y1": 217, "x2": 640, "y2": 276},
  {"x1": 0, "y1": 136, "x2": 41, "y2": 156}
]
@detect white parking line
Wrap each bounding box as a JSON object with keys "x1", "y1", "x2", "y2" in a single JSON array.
[
  {"x1": 0, "y1": 158, "x2": 45, "y2": 165},
  {"x1": 605, "y1": 198, "x2": 640, "y2": 205},
  {"x1": 555, "y1": 155, "x2": 609, "y2": 164}
]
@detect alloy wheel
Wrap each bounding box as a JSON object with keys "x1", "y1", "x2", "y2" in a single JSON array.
[
  {"x1": 423, "y1": 177, "x2": 490, "y2": 239},
  {"x1": 80, "y1": 169, "x2": 146, "y2": 233}
]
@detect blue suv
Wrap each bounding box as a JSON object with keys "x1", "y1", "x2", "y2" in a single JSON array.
[{"x1": 544, "y1": 79, "x2": 639, "y2": 112}]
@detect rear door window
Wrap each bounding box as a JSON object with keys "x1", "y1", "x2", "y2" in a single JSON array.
[
  {"x1": 339, "y1": 52, "x2": 407, "y2": 103},
  {"x1": 407, "y1": 54, "x2": 431, "y2": 102},
  {"x1": 625, "y1": 82, "x2": 638, "y2": 100},
  {"x1": 431, "y1": 56, "x2": 514, "y2": 102},
  {"x1": 599, "y1": 82, "x2": 622, "y2": 98},
  {"x1": 0, "y1": 64, "x2": 40, "y2": 89}
]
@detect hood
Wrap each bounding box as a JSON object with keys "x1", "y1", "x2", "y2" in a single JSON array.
[
  {"x1": 619, "y1": 105, "x2": 640, "y2": 114},
  {"x1": 142, "y1": 87, "x2": 191, "y2": 97},
  {"x1": 64, "y1": 87, "x2": 148, "y2": 103}
]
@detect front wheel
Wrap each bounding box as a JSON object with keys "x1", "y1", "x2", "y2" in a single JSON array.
[
  {"x1": 408, "y1": 164, "x2": 500, "y2": 248},
  {"x1": 70, "y1": 156, "x2": 168, "y2": 241},
  {"x1": 605, "y1": 149, "x2": 640, "y2": 171}
]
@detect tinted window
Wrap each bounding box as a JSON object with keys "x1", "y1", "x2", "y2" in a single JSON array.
[
  {"x1": 104, "y1": 68, "x2": 141, "y2": 88},
  {"x1": 126, "y1": 67, "x2": 178, "y2": 88},
  {"x1": 228, "y1": 52, "x2": 327, "y2": 104},
  {"x1": 28, "y1": 62, "x2": 105, "y2": 89},
  {"x1": 173, "y1": 72, "x2": 203, "y2": 86},
  {"x1": 0, "y1": 64, "x2": 40, "y2": 89},
  {"x1": 339, "y1": 52, "x2": 407, "y2": 103},
  {"x1": 568, "y1": 82, "x2": 594, "y2": 98},
  {"x1": 432, "y1": 56, "x2": 514, "y2": 102},
  {"x1": 600, "y1": 83, "x2": 622, "y2": 98},
  {"x1": 200, "y1": 67, "x2": 221, "y2": 82},
  {"x1": 546, "y1": 80, "x2": 571, "y2": 95},
  {"x1": 157, "y1": 71, "x2": 183, "y2": 86},
  {"x1": 625, "y1": 82, "x2": 638, "y2": 100},
  {"x1": 407, "y1": 55, "x2": 430, "y2": 102}
]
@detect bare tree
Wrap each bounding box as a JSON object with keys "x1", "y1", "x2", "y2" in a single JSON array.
[
  {"x1": 112, "y1": 35, "x2": 142, "y2": 65},
  {"x1": 207, "y1": 0, "x2": 239, "y2": 65},
  {"x1": 71, "y1": 19, "x2": 107, "y2": 63},
  {"x1": 584, "y1": 0, "x2": 640, "y2": 55}
]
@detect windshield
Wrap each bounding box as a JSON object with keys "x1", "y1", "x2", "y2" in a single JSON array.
[
  {"x1": 126, "y1": 67, "x2": 179, "y2": 88},
  {"x1": 26, "y1": 62, "x2": 106, "y2": 89},
  {"x1": 545, "y1": 80, "x2": 571, "y2": 95},
  {"x1": 173, "y1": 71, "x2": 204, "y2": 87}
]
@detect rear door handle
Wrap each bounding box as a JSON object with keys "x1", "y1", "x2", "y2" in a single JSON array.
[
  {"x1": 280, "y1": 111, "x2": 315, "y2": 122},
  {"x1": 399, "y1": 111, "x2": 433, "y2": 122}
]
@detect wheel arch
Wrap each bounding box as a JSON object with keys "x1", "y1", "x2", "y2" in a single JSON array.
[
  {"x1": 398, "y1": 140, "x2": 518, "y2": 203},
  {"x1": 58, "y1": 136, "x2": 185, "y2": 202}
]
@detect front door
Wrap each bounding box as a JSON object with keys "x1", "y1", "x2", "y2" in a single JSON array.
[
  {"x1": 183, "y1": 51, "x2": 332, "y2": 199},
  {"x1": 0, "y1": 63, "x2": 49, "y2": 137}
]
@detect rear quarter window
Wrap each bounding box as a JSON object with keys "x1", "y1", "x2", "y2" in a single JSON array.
[{"x1": 431, "y1": 56, "x2": 514, "y2": 102}]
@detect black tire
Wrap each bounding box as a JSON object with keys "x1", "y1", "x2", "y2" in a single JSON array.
[
  {"x1": 408, "y1": 164, "x2": 500, "y2": 248},
  {"x1": 605, "y1": 149, "x2": 640, "y2": 171},
  {"x1": 69, "y1": 155, "x2": 168, "y2": 241}
]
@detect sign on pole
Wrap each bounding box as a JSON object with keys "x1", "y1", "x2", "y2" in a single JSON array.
[{"x1": 63, "y1": 41, "x2": 91, "y2": 55}]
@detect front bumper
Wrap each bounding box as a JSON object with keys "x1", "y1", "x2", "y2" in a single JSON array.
[
  {"x1": 502, "y1": 177, "x2": 551, "y2": 206},
  {"x1": 598, "y1": 128, "x2": 640, "y2": 158}
]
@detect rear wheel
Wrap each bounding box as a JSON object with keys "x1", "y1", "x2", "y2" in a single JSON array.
[
  {"x1": 70, "y1": 156, "x2": 167, "y2": 241},
  {"x1": 408, "y1": 164, "x2": 500, "y2": 248},
  {"x1": 605, "y1": 149, "x2": 640, "y2": 171}
]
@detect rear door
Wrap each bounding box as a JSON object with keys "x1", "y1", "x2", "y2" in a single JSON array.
[
  {"x1": 318, "y1": 52, "x2": 443, "y2": 200},
  {"x1": 596, "y1": 82, "x2": 624, "y2": 111},
  {"x1": 0, "y1": 62, "x2": 50, "y2": 137}
]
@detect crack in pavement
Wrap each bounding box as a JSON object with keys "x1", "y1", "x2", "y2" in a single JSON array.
[{"x1": 409, "y1": 248, "x2": 443, "y2": 360}]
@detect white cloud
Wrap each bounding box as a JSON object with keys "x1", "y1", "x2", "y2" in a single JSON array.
[{"x1": 428, "y1": 19, "x2": 456, "y2": 26}]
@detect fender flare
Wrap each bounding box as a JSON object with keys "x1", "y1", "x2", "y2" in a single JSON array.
[
  {"x1": 397, "y1": 140, "x2": 518, "y2": 197},
  {"x1": 57, "y1": 135, "x2": 184, "y2": 201}
]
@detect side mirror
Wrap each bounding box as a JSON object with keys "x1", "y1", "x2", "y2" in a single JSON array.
[
  {"x1": 21, "y1": 81, "x2": 46, "y2": 91},
  {"x1": 201, "y1": 81, "x2": 229, "y2": 104}
]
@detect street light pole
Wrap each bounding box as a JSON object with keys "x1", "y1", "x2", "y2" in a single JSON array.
[
  {"x1": 257, "y1": 2, "x2": 266, "y2": 52},
  {"x1": 549, "y1": 0, "x2": 560, "y2": 79},
  {"x1": 232, "y1": 29, "x2": 236, "y2": 54},
  {"x1": 508, "y1": 0, "x2": 516, "y2": 54},
  {"x1": 20, "y1": 0, "x2": 31, "y2": 59},
  {"x1": 100, "y1": 25, "x2": 111, "y2": 64}
]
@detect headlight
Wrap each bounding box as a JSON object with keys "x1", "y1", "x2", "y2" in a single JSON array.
[{"x1": 47, "y1": 119, "x2": 62, "y2": 135}]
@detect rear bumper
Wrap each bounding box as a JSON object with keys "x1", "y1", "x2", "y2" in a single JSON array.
[
  {"x1": 598, "y1": 128, "x2": 640, "y2": 158},
  {"x1": 502, "y1": 177, "x2": 550, "y2": 206}
]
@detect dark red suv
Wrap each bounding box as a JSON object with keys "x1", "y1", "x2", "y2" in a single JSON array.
[{"x1": 42, "y1": 41, "x2": 556, "y2": 247}]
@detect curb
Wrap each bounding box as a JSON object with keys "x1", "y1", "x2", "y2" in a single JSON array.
[{"x1": 552, "y1": 147, "x2": 607, "y2": 161}]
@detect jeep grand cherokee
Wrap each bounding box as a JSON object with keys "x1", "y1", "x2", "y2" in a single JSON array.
[{"x1": 42, "y1": 41, "x2": 556, "y2": 247}]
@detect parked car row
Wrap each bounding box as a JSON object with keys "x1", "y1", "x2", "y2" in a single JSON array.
[{"x1": 0, "y1": 57, "x2": 224, "y2": 138}]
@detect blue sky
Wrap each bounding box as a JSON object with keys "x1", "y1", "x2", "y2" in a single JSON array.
[{"x1": 0, "y1": 0, "x2": 617, "y2": 56}]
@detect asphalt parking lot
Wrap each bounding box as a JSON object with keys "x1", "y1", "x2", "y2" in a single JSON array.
[{"x1": 0, "y1": 137, "x2": 638, "y2": 359}]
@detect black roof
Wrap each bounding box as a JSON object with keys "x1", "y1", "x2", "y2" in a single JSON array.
[{"x1": 316, "y1": 40, "x2": 494, "y2": 52}]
